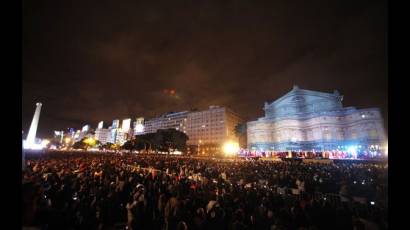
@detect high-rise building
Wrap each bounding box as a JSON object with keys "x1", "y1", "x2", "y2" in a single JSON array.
[
  {"x1": 140, "y1": 107, "x2": 243, "y2": 154},
  {"x1": 78, "y1": 125, "x2": 90, "y2": 140},
  {"x1": 186, "y1": 106, "x2": 244, "y2": 154},
  {"x1": 82, "y1": 125, "x2": 89, "y2": 132},
  {"x1": 162, "y1": 111, "x2": 189, "y2": 132},
  {"x1": 110, "y1": 118, "x2": 132, "y2": 145},
  {"x1": 97, "y1": 121, "x2": 103, "y2": 129},
  {"x1": 122, "y1": 118, "x2": 131, "y2": 132},
  {"x1": 74, "y1": 130, "x2": 81, "y2": 142},
  {"x1": 143, "y1": 111, "x2": 189, "y2": 134},
  {"x1": 143, "y1": 117, "x2": 162, "y2": 134},
  {"x1": 112, "y1": 120, "x2": 120, "y2": 129},
  {"x1": 133, "y1": 117, "x2": 145, "y2": 135},
  {"x1": 247, "y1": 86, "x2": 387, "y2": 152},
  {"x1": 54, "y1": 130, "x2": 64, "y2": 144},
  {"x1": 95, "y1": 128, "x2": 111, "y2": 144},
  {"x1": 111, "y1": 119, "x2": 120, "y2": 143}
]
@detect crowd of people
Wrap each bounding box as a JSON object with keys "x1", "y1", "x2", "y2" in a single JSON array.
[
  {"x1": 239, "y1": 150, "x2": 386, "y2": 160},
  {"x1": 22, "y1": 151, "x2": 388, "y2": 230}
]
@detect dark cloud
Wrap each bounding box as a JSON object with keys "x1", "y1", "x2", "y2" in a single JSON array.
[{"x1": 22, "y1": 0, "x2": 387, "y2": 137}]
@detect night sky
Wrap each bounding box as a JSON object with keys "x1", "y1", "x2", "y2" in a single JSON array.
[{"x1": 22, "y1": 0, "x2": 387, "y2": 138}]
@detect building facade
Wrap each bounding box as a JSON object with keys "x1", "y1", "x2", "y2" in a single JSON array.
[
  {"x1": 186, "y1": 106, "x2": 244, "y2": 154},
  {"x1": 143, "y1": 111, "x2": 189, "y2": 134},
  {"x1": 139, "y1": 106, "x2": 243, "y2": 154},
  {"x1": 247, "y1": 86, "x2": 386, "y2": 152},
  {"x1": 95, "y1": 128, "x2": 112, "y2": 144}
]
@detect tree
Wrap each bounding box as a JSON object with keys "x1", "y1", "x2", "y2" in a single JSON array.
[
  {"x1": 235, "y1": 123, "x2": 247, "y2": 148},
  {"x1": 121, "y1": 140, "x2": 136, "y2": 152},
  {"x1": 132, "y1": 129, "x2": 189, "y2": 153},
  {"x1": 156, "y1": 129, "x2": 189, "y2": 153},
  {"x1": 72, "y1": 138, "x2": 87, "y2": 149},
  {"x1": 72, "y1": 137, "x2": 99, "y2": 150},
  {"x1": 100, "y1": 142, "x2": 115, "y2": 150}
]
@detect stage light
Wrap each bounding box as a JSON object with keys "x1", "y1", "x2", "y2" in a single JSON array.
[
  {"x1": 347, "y1": 146, "x2": 357, "y2": 154},
  {"x1": 385, "y1": 143, "x2": 388, "y2": 156},
  {"x1": 64, "y1": 137, "x2": 72, "y2": 144},
  {"x1": 41, "y1": 139, "x2": 50, "y2": 148},
  {"x1": 222, "y1": 141, "x2": 239, "y2": 156}
]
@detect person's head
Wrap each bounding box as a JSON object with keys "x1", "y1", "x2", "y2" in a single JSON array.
[
  {"x1": 235, "y1": 209, "x2": 245, "y2": 222},
  {"x1": 176, "y1": 221, "x2": 188, "y2": 230},
  {"x1": 267, "y1": 210, "x2": 274, "y2": 219},
  {"x1": 197, "y1": 208, "x2": 205, "y2": 217}
]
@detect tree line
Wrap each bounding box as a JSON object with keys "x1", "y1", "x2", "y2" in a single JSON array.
[{"x1": 72, "y1": 128, "x2": 189, "y2": 153}]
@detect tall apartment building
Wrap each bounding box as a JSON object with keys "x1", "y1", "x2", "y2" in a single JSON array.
[
  {"x1": 143, "y1": 117, "x2": 163, "y2": 134},
  {"x1": 113, "y1": 118, "x2": 132, "y2": 145},
  {"x1": 143, "y1": 111, "x2": 189, "y2": 134},
  {"x1": 95, "y1": 128, "x2": 112, "y2": 144},
  {"x1": 186, "y1": 106, "x2": 244, "y2": 154}
]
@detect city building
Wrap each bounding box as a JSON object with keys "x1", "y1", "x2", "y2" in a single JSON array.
[
  {"x1": 95, "y1": 128, "x2": 111, "y2": 144},
  {"x1": 139, "y1": 107, "x2": 243, "y2": 154},
  {"x1": 74, "y1": 130, "x2": 81, "y2": 142},
  {"x1": 143, "y1": 111, "x2": 189, "y2": 134},
  {"x1": 247, "y1": 86, "x2": 387, "y2": 152},
  {"x1": 162, "y1": 111, "x2": 189, "y2": 133},
  {"x1": 97, "y1": 121, "x2": 103, "y2": 129},
  {"x1": 54, "y1": 130, "x2": 64, "y2": 144},
  {"x1": 110, "y1": 119, "x2": 120, "y2": 144},
  {"x1": 78, "y1": 125, "x2": 90, "y2": 141},
  {"x1": 186, "y1": 106, "x2": 244, "y2": 154},
  {"x1": 133, "y1": 117, "x2": 145, "y2": 136},
  {"x1": 113, "y1": 118, "x2": 132, "y2": 145}
]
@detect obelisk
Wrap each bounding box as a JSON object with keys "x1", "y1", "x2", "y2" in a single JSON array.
[{"x1": 26, "y1": 102, "x2": 42, "y2": 148}]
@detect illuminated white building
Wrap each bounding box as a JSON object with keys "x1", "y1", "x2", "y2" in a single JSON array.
[
  {"x1": 78, "y1": 125, "x2": 90, "y2": 140},
  {"x1": 97, "y1": 121, "x2": 103, "y2": 129},
  {"x1": 247, "y1": 86, "x2": 387, "y2": 152},
  {"x1": 186, "y1": 106, "x2": 244, "y2": 148},
  {"x1": 143, "y1": 111, "x2": 189, "y2": 134},
  {"x1": 112, "y1": 118, "x2": 132, "y2": 145},
  {"x1": 141, "y1": 107, "x2": 243, "y2": 154},
  {"x1": 133, "y1": 117, "x2": 145, "y2": 135},
  {"x1": 95, "y1": 128, "x2": 111, "y2": 144},
  {"x1": 110, "y1": 119, "x2": 120, "y2": 144}
]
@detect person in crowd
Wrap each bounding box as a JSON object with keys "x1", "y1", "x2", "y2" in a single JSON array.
[{"x1": 22, "y1": 151, "x2": 388, "y2": 230}]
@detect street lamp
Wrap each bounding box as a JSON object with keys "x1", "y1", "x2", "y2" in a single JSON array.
[{"x1": 198, "y1": 139, "x2": 202, "y2": 155}]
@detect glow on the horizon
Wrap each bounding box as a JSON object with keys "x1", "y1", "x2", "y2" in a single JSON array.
[
  {"x1": 23, "y1": 140, "x2": 44, "y2": 150},
  {"x1": 223, "y1": 141, "x2": 240, "y2": 156}
]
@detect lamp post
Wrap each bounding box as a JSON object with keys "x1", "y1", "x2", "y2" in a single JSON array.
[{"x1": 198, "y1": 139, "x2": 202, "y2": 155}]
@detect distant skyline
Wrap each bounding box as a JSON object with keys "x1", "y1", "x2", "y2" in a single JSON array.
[{"x1": 23, "y1": 0, "x2": 387, "y2": 138}]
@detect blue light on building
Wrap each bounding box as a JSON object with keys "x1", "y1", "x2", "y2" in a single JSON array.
[{"x1": 247, "y1": 86, "x2": 386, "y2": 152}]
